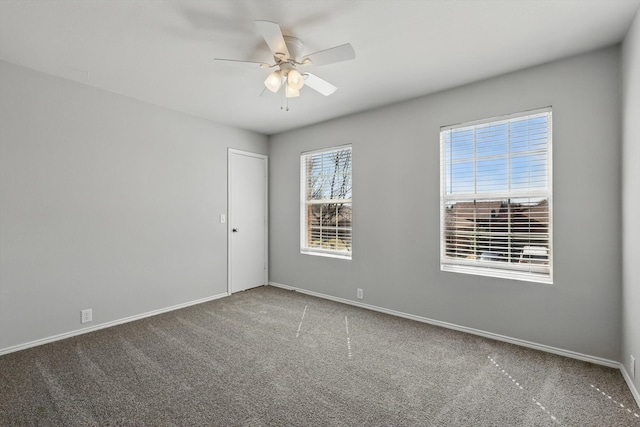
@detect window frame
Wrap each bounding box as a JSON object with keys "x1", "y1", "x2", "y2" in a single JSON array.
[
  {"x1": 440, "y1": 107, "x2": 553, "y2": 284},
  {"x1": 300, "y1": 144, "x2": 353, "y2": 260}
]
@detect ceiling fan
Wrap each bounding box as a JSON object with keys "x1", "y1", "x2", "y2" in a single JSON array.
[{"x1": 215, "y1": 20, "x2": 355, "y2": 99}]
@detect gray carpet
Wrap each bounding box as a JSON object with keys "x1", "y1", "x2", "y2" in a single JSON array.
[{"x1": 1, "y1": 286, "x2": 638, "y2": 426}]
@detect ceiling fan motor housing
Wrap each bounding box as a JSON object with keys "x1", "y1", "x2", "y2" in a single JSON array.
[{"x1": 281, "y1": 35, "x2": 304, "y2": 62}]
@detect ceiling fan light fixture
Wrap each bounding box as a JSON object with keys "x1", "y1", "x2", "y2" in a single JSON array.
[
  {"x1": 264, "y1": 70, "x2": 283, "y2": 92},
  {"x1": 287, "y1": 69, "x2": 304, "y2": 90},
  {"x1": 285, "y1": 84, "x2": 300, "y2": 98},
  {"x1": 219, "y1": 20, "x2": 356, "y2": 106}
]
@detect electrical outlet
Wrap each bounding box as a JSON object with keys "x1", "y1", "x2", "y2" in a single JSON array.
[
  {"x1": 631, "y1": 355, "x2": 636, "y2": 379},
  {"x1": 81, "y1": 309, "x2": 92, "y2": 324},
  {"x1": 356, "y1": 288, "x2": 363, "y2": 299}
]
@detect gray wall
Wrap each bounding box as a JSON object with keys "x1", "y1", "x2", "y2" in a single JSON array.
[
  {"x1": 0, "y1": 42, "x2": 629, "y2": 368},
  {"x1": 269, "y1": 46, "x2": 622, "y2": 361},
  {"x1": 622, "y1": 9, "x2": 640, "y2": 392},
  {"x1": 0, "y1": 60, "x2": 268, "y2": 351}
]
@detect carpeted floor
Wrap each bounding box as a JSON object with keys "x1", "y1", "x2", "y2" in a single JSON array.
[{"x1": 1, "y1": 286, "x2": 638, "y2": 426}]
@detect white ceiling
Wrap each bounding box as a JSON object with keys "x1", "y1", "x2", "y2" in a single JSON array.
[{"x1": 1, "y1": 0, "x2": 639, "y2": 135}]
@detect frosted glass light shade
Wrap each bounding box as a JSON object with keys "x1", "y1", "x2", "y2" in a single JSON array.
[
  {"x1": 287, "y1": 69, "x2": 304, "y2": 90},
  {"x1": 285, "y1": 84, "x2": 300, "y2": 98},
  {"x1": 264, "y1": 70, "x2": 283, "y2": 92}
]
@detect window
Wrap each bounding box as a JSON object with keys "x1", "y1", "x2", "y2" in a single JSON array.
[
  {"x1": 301, "y1": 145, "x2": 352, "y2": 259},
  {"x1": 440, "y1": 108, "x2": 552, "y2": 283}
]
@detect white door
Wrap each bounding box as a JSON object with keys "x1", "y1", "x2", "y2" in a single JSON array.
[{"x1": 228, "y1": 149, "x2": 267, "y2": 294}]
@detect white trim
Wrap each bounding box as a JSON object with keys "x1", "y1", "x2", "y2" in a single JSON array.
[
  {"x1": 268, "y1": 281, "x2": 619, "y2": 369},
  {"x1": 300, "y1": 248, "x2": 352, "y2": 260},
  {"x1": 621, "y1": 364, "x2": 640, "y2": 407},
  {"x1": 300, "y1": 145, "x2": 353, "y2": 260},
  {"x1": 440, "y1": 108, "x2": 553, "y2": 284},
  {"x1": 441, "y1": 106, "x2": 552, "y2": 131},
  {"x1": 300, "y1": 143, "x2": 352, "y2": 156},
  {"x1": 228, "y1": 148, "x2": 269, "y2": 294},
  {"x1": 0, "y1": 292, "x2": 228, "y2": 356},
  {"x1": 441, "y1": 263, "x2": 553, "y2": 285}
]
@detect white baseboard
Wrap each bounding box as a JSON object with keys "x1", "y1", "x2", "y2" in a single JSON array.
[
  {"x1": 268, "y1": 281, "x2": 619, "y2": 369},
  {"x1": 0, "y1": 292, "x2": 229, "y2": 356},
  {"x1": 621, "y1": 364, "x2": 640, "y2": 407}
]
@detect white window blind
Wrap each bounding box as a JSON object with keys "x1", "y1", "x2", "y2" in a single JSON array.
[
  {"x1": 440, "y1": 108, "x2": 552, "y2": 283},
  {"x1": 300, "y1": 145, "x2": 352, "y2": 259}
]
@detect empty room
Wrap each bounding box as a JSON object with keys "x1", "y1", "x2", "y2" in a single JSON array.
[{"x1": 1, "y1": 0, "x2": 640, "y2": 425}]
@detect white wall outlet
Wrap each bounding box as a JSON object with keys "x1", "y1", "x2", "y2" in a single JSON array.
[
  {"x1": 220, "y1": 214, "x2": 226, "y2": 224},
  {"x1": 631, "y1": 355, "x2": 636, "y2": 379},
  {"x1": 81, "y1": 309, "x2": 92, "y2": 324},
  {"x1": 356, "y1": 288, "x2": 363, "y2": 299}
]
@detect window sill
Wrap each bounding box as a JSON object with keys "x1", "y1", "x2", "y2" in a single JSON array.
[
  {"x1": 301, "y1": 249, "x2": 351, "y2": 261},
  {"x1": 441, "y1": 263, "x2": 553, "y2": 284}
]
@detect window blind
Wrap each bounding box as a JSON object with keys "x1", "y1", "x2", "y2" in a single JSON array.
[
  {"x1": 301, "y1": 145, "x2": 352, "y2": 259},
  {"x1": 440, "y1": 108, "x2": 552, "y2": 283}
]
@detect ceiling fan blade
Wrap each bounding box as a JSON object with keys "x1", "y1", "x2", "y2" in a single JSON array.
[
  {"x1": 255, "y1": 20, "x2": 290, "y2": 59},
  {"x1": 303, "y1": 43, "x2": 355, "y2": 67},
  {"x1": 214, "y1": 58, "x2": 267, "y2": 68},
  {"x1": 303, "y1": 73, "x2": 337, "y2": 96}
]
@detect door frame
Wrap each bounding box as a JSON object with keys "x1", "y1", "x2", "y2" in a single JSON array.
[{"x1": 227, "y1": 148, "x2": 269, "y2": 295}]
